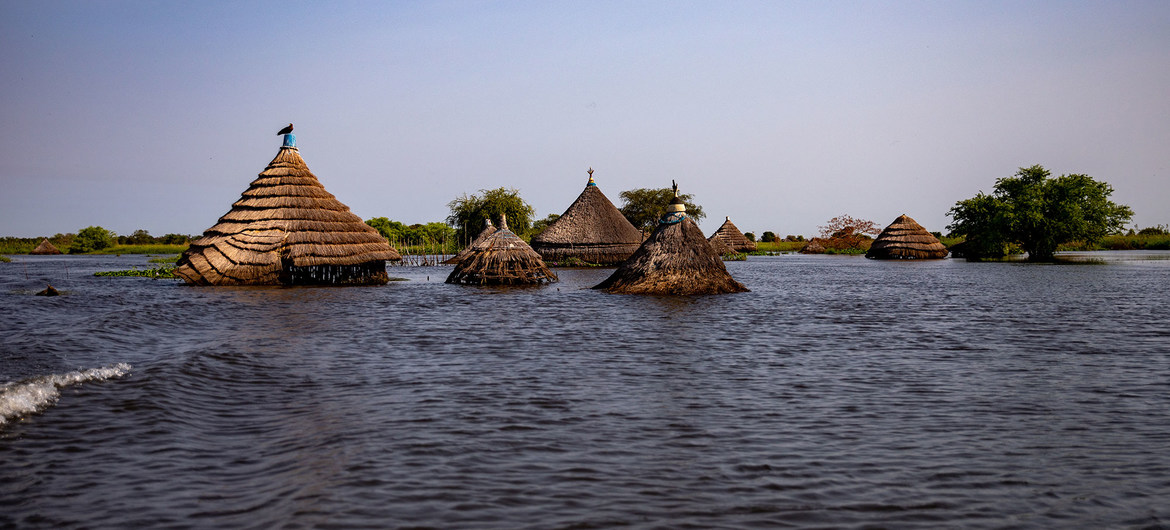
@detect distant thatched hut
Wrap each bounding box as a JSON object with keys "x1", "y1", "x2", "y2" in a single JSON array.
[
  {"x1": 708, "y1": 216, "x2": 757, "y2": 253},
  {"x1": 446, "y1": 214, "x2": 557, "y2": 285},
  {"x1": 443, "y1": 218, "x2": 495, "y2": 265},
  {"x1": 865, "y1": 214, "x2": 949, "y2": 260},
  {"x1": 174, "y1": 132, "x2": 401, "y2": 286},
  {"x1": 30, "y1": 239, "x2": 62, "y2": 255},
  {"x1": 530, "y1": 168, "x2": 643, "y2": 265},
  {"x1": 594, "y1": 182, "x2": 748, "y2": 295}
]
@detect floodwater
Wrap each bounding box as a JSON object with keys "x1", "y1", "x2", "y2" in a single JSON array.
[{"x1": 2, "y1": 252, "x2": 1169, "y2": 529}]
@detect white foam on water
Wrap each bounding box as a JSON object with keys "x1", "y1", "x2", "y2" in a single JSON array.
[{"x1": 0, "y1": 363, "x2": 132, "y2": 426}]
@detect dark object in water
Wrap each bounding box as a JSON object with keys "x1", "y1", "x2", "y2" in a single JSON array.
[
  {"x1": 446, "y1": 214, "x2": 557, "y2": 285},
  {"x1": 277, "y1": 123, "x2": 293, "y2": 135},
  {"x1": 36, "y1": 284, "x2": 59, "y2": 296},
  {"x1": 865, "y1": 214, "x2": 949, "y2": 260}
]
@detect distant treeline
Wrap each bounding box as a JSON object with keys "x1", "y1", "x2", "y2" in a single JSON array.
[{"x1": 1, "y1": 229, "x2": 194, "y2": 255}]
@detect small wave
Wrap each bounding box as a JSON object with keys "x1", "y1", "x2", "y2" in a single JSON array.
[{"x1": 0, "y1": 363, "x2": 132, "y2": 426}]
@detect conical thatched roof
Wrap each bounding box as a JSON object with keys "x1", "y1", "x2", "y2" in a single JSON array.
[
  {"x1": 594, "y1": 182, "x2": 748, "y2": 295},
  {"x1": 446, "y1": 214, "x2": 557, "y2": 285},
  {"x1": 865, "y1": 214, "x2": 949, "y2": 260},
  {"x1": 708, "y1": 217, "x2": 756, "y2": 252},
  {"x1": 706, "y1": 233, "x2": 735, "y2": 255},
  {"x1": 175, "y1": 134, "x2": 400, "y2": 286},
  {"x1": 30, "y1": 239, "x2": 62, "y2": 255},
  {"x1": 530, "y1": 169, "x2": 643, "y2": 265},
  {"x1": 443, "y1": 219, "x2": 496, "y2": 265}
]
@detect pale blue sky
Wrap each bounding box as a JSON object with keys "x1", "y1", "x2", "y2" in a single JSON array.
[{"x1": 2, "y1": 0, "x2": 1168, "y2": 239}]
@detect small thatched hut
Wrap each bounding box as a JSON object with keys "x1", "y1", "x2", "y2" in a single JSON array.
[
  {"x1": 30, "y1": 239, "x2": 62, "y2": 255},
  {"x1": 443, "y1": 219, "x2": 496, "y2": 265},
  {"x1": 865, "y1": 214, "x2": 949, "y2": 260},
  {"x1": 175, "y1": 132, "x2": 400, "y2": 286},
  {"x1": 530, "y1": 168, "x2": 643, "y2": 265},
  {"x1": 594, "y1": 182, "x2": 748, "y2": 295},
  {"x1": 708, "y1": 216, "x2": 756, "y2": 253},
  {"x1": 446, "y1": 214, "x2": 557, "y2": 285}
]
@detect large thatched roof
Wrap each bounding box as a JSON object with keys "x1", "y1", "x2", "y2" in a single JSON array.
[
  {"x1": 30, "y1": 239, "x2": 62, "y2": 255},
  {"x1": 175, "y1": 135, "x2": 400, "y2": 285},
  {"x1": 443, "y1": 218, "x2": 495, "y2": 265},
  {"x1": 865, "y1": 214, "x2": 949, "y2": 260},
  {"x1": 530, "y1": 169, "x2": 643, "y2": 265},
  {"x1": 446, "y1": 214, "x2": 557, "y2": 285},
  {"x1": 594, "y1": 183, "x2": 748, "y2": 295},
  {"x1": 708, "y1": 217, "x2": 756, "y2": 252}
]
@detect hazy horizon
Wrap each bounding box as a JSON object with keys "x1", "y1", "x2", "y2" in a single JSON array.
[{"x1": 2, "y1": 1, "x2": 1168, "y2": 239}]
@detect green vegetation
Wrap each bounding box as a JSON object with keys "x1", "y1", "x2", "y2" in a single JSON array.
[
  {"x1": 366, "y1": 218, "x2": 459, "y2": 254},
  {"x1": 947, "y1": 165, "x2": 1132, "y2": 261},
  {"x1": 1058, "y1": 233, "x2": 1170, "y2": 251},
  {"x1": 447, "y1": 187, "x2": 536, "y2": 241},
  {"x1": 94, "y1": 266, "x2": 177, "y2": 278},
  {"x1": 70, "y1": 226, "x2": 117, "y2": 253},
  {"x1": 618, "y1": 187, "x2": 705, "y2": 231},
  {"x1": 750, "y1": 241, "x2": 807, "y2": 254},
  {"x1": 148, "y1": 255, "x2": 180, "y2": 263},
  {"x1": 799, "y1": 215, "x2": 878, "y2": 255},
  {"x1": 90, "y1": 244, "x2": 189, "y2": 255},
  {"x1": 0, "y1": 255, "x2": 10, "y2": 263},
  {"x1": 722, "y1": 253, "x2": 747, "y2": 261}
]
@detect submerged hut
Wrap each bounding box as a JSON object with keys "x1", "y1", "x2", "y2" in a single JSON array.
[
  {"x1": 30, "y1": 239, "x2": 62, "y2": 255},
  {"x1": 442, "y1": 218, "x2": 496, "y2": 265},
  {"x1": 446, "y1": 214, "x2": 557, "y2": 285},
  {"x1": 530, "y1": 168, "x2": 643, "y2": 265},
  {"x1": 708, "y1": 217, "x2": 756, "y2": 253},
  {"x1": 865, "y1": 214, "x2": 949, "y2": 259},
  {"x1": 174, "y1": 131, "x2": 401, "y2": 286},
  {"x1": 594, "y1": 182, "x2": 748, "y2": 295}
]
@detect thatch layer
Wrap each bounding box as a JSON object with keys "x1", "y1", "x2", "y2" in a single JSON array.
[
  {"x1": 531, "y1": 177, "x2": 643, "y2": 265},
  {"x1": 31, "y1": 239, "x2": 62, "y2": 255},
  {"x1": 175, "y1": 144, "x2": 400, "y2": 286},
  {"x1": 446, "y1": 220, "x2": 557, "y2": 285},
  {"x1": 865, "y1": 214, "x2": 949, "y2": 260},
  {"x1": 595, "y1": 215, "x2": 748, "y2": 295},
  {"x1": 708, "y1": 217, "x2": 757, "y2": 252},
  {"x1": 442, "y1": 219, "x2": 496, "y2": 265}
]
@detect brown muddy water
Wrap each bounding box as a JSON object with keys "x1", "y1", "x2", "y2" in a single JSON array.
[{"x1": 2, "y1": 252, "x2": 1169, "y2": 529}]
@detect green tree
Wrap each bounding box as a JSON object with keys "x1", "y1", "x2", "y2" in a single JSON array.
[
  {"x1": 761, "y1": 231, "x2": 777, "y2": 243},
  {"x1": 446, "y1": 187, "x2": 535, "y2": 241},
  {"x1": 618, "y1": 187, "x2": 705, "y2": 231},
  {"x1": 947, "y1": 165, "x2": 1132, "y2": 261},
  {"x1": 366, "y1": 217, "x2": 410, "y2": 241},
  {"x1": 70, "y1": 226, "x2": 116, "y2": 253},
  {"x1": 120, "y1": 229, "x2": 153, "y2": 245},
  {"x1": 530, "y1": 213, "x2": 561, "y2": 238}
]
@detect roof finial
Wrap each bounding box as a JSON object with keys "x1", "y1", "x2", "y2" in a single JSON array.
[
  {"x1": 278, "y1": 123, "x2": 296, "y2": 148},
  {"x1": 672, "y1": 179, "x2": 678, "y2": 197},
  {"x1": 587, "y1": 167, "x2": 595, "y2": 186},
  {"x1": 499, "y1": 213, "x2": 508, "y2": 231}
]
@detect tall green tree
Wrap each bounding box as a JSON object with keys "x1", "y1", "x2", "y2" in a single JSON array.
[
  {"x1": 947, "y1": 165, "x2": 1132, "y2": 261},
  {"x1": 70, "y1": 226, "x2": 116, "y2": 253},
  {"x1": 618, "y1": 187, "x2": 705, "y2": 231},
  {"x1": 446, "y1": 187, "x2": 535, "y2": 241}
]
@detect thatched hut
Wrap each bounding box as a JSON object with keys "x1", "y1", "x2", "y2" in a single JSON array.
[
  {"x1": 530, "y1": 168, "x2": 643, "y2": 265},
  {"x1": 30, "y1": 239, "x2": 62, "y2": 255},
  {"x1": 174, "y1": 132, "x2": 400, "y2": 286},
  {"x1": 446, "y1": 214, "x2": 557, "y2": 285},
  {"x1": 442, "y1": 218, "x2": 496, "y2": 265},
  {"x1": 708, "y1": 217, "x2": 756, "y2": 252},
  {"x1": 865, "y1": 214, "x2": 949, "y2": 260},
  {"x1": 594, "y1": 182, "x2": 748, "y2": 295}
]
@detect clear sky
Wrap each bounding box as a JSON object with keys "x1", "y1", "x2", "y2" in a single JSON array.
[{"x1": 2, "y1": 0, "x2": 1168, "y2": 239}]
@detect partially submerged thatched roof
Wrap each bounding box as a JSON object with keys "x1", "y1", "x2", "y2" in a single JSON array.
[
  {"x1": 865, "y1": 214, "x2": 948, "y2": 260},
  {"x1": 708, "y1": 216, "x2": 756, "y2": 252},
  {"x1": 531, "y1": 169, "x2": 643, "y2": 265},
  {"x1": 175, "y1": 133, "x2": 400, "y2": 285},
  {"x1": 443, "y1": 218, "x2": 496, "y2": 265},
  {"x1": 594, "y1": 182, "x2": 748, "y2": 295},
  {"x1": 30, "y1": 239, "x2": 62, "y2": 255},
  {"x1": 446, "y1": 214, "x2": 557, "y2": 285}
]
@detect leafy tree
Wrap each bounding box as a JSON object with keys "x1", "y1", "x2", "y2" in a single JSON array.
[
  {"x1": 743, "y1": 232, "x2": 756, "y2": 242},
  {"x1": 70, "y1": 226, "x2": 116, "y2": 253},
  {"x1": 1138, "y1": 225, "x2": 1168, "y2": 236},
  {"x1": 366, "y1": 217, "x2": 410, "y2": 241},
  {"x1": 159, "y1": 233, "x2": 191, "y2": 245},
  {"x1": 446, "y1": 187, "x2": 536, "y2": 241},
  {"x1": 808, "y1": 215, "x2": 879, "y2": 253},
  {"x1": 761, "y1": 231, "x2": 777, "y2": 243},
  {"x1": 119, "y1": 229, "x2": 153, "y2": 245},
  {"x1": 366, "y1": 218, "x2": 455, "y2": 245},
  {"x1": 530, "y1": 213, "x2": 561, "y2": 238},
  {"x1": 618, "y1": 187, "x2": 705, "y2": 231},
  {"x1": 947, "y1": 165, "x2": 1132, "y2": 261}
]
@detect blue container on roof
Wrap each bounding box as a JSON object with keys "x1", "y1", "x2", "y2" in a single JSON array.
[{"x1": 282, "y1": 134, "x2": 296, "y2": 148}]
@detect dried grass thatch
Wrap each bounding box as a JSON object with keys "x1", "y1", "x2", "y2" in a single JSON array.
[
  {"x1": 442, "y1": 219, "x2": 496, "y2": 265},
  {"x1": 865, "y1": 214, "x2": 949, "y2": 260},
  {"x1": 31, "y1": 239, "x2": 62, "y2": 255},
  {"x1": 708, "y1": 217, "x2": 757, "y2": 252},
  {"x1": 531, "y1": 169, "x2": 643, "y2": 265},
  {"x1": 595, "y1": 183, "x2": 748, "y2": 295},
  {"x1": 175, "y1": 135, "x2": 400, "y2": 286},
  {"x1": 446, "y1": 214, "x2": 557, "y2": 285}
]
